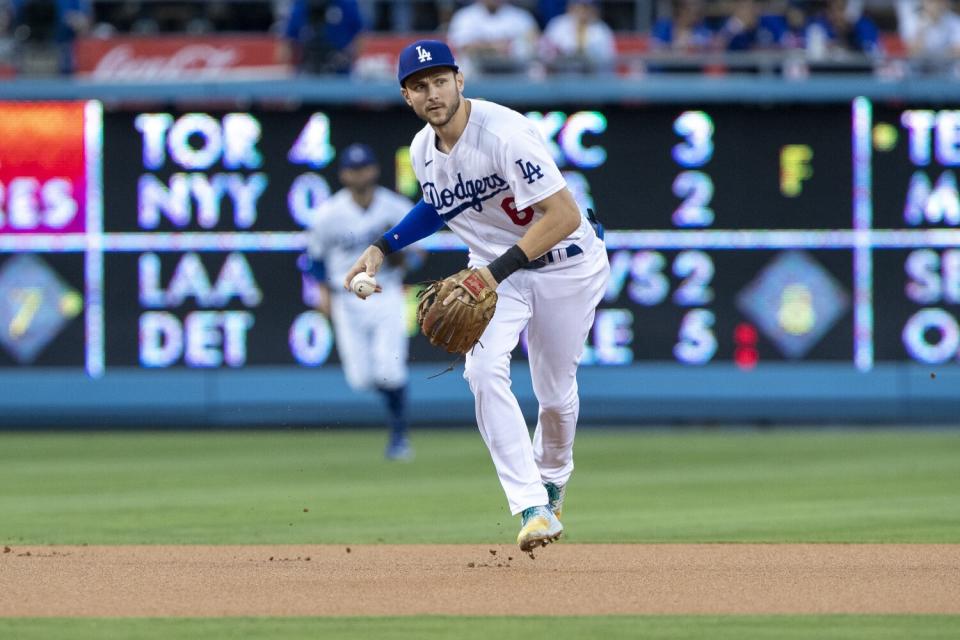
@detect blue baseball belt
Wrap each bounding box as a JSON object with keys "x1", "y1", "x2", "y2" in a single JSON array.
[
  {"x1": 523, "y1": 244, "x2": 584, "y2": 269},
  {"x1": 523, "y1": 208, "x2": 604, "y2": 270}
]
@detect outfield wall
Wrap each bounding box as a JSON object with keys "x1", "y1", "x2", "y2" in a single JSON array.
[
  {"x1": 0, "y1": 75, "x2": 958, "y2": 427},
  {"x1": 0, "y1": 363, "x2": 957, "y2": 428}
]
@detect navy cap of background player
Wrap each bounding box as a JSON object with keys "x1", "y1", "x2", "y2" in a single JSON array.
[
  {"x1": 339, "y1": 143, "x2": 377, "y2": 169},
  {"x1": 397, "y1": 39, "x2": 459, "y2": 86}
]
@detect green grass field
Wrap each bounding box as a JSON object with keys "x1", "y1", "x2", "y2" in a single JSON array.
[
  {"x1": 2, "y1": 428, "x2": 959, "y2": 638},
  {"x1": 0, "y1": 615, "x2": 958, "y2": 640},
  {"x1": 1, "y1": 429, "x2": 958, "y2": 544}
]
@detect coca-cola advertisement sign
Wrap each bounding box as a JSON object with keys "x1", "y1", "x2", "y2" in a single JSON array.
[{"x1": 76, "y1": 36, "x2": 292, "y2": 80}]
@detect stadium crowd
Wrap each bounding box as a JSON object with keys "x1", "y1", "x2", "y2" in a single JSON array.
[{"x1": 0, "y1": 0, "x2": 956, "y2": 76}]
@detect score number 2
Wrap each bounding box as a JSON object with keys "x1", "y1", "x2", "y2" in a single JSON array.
[{"x1": 609, "y1": 249, "x2": 717, "y2": 365}]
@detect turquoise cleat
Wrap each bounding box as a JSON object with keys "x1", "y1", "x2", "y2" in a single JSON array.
[
  {"x1": 516, "y1": 505, "x2": 563, "y2": 551},
  {"x1": 544, "y1": 481, "x2": 566, "y2": 520}
]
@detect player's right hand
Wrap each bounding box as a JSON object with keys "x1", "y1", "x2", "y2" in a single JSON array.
[{"x1": 343, "y1": 245, "x2": 385, "y2": 291}]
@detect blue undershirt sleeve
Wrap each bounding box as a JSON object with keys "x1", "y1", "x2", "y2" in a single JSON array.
[
  {"x1": 297, "y1": 253, "x2": 327, "y2": 282},
  {"x1": 381, "y1": 199, "x2": 445, "y2": 253}
]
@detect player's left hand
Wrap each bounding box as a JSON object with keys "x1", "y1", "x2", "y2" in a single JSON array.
[
  {"x1": 418, "y1": 268, "x2": 499, "y2": 355},
  {"x1": 442, "y1": 267, "x2": 498, "y2": 306}
]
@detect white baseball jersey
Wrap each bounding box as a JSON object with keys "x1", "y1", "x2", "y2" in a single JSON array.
[
  {"x1": 307, "y1": 186, "x2": 413, "y2": 291},
  {"x1": 306, "y1": 186, "x2": 414, "y2": 391},
  {"x1": 408, "y1": 97, "x2": 611, "y2": 517},
  {"x1": 409, "y1": 99, "x2": 598, "y2": 269}
]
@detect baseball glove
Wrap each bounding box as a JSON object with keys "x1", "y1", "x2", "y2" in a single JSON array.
[{"x1": 417, "y1": 269, "x2": 498, "y2": 354}]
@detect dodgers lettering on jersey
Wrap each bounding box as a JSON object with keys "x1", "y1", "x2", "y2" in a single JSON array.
[
  {"x1": 420, "y1": 172, "x2": 509, "y2": 215},
  {"x1": 410, "y1": 99, "x2": 593, "y2": 267},
  {"x1": 307, "y1": 186, "x2": 413, "y2": 291}
]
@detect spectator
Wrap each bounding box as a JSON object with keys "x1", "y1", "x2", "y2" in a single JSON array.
[
  {"x1": 896, "y1": 0, "x2": 919, "y2": 38},
  {"x1": 202, "y1": 1, "x2": 235, "y2": 32},
  {"x1": 717, "y1": 0, "x2": 788, "y2": 51},
  {"x1": 144, "y1": 1, "x2": 196, "y2": 32},
  {"x1": 55, "y1": 0, "x2": 91, "y2": 74},
  {"x1": 183, "y1": 3, "x2": 215, "y2": 34},
  {"x1": 282, "y1": 0, "x2": 364, "y2": 75},
  {"x1": 93, "y1": 1, "x2": 143, "y2": 35},
  {"x1": 536, "y1": 0, "x2": 566, "y2": 29},
  {"x1": 806, "y1": 0, "x2": 880, "y2": 55},
  {"x1": 447, "y1": 0, "x2": 538, "y2": 75},
  {"x1": 781, "y1": 0, "x2": 809, "y2": 49},
  {"x1": 0, "y1": 0, "x2": 15, "y2": 77},
  {"x1": 650, "y1": 0, "x2": 715, "y2": 52},
  {"x1": 540, "y1": 0, "x2": 616, "y2": 72},
  {"x1": 897, "y1": 0, "x2": 960, "y2": 57}
]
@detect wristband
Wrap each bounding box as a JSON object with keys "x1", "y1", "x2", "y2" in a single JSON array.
[
  {"x1": 372, "y1": 237, "x2": 394, "y2": 256},
  {"x1": 487, "y1": 244, "x2": 529, "y2": 283}
]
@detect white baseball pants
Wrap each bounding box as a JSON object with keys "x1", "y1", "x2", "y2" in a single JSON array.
[
  {"x1": 464, "y1": 242, "x2": 610, "y2": 514},
  {"x1": 331, "y1": 289, "x2": 409, "y2": 391}
]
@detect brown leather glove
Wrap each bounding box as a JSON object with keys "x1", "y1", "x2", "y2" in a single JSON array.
[{"x1": 417, "y1": 269, "x2": 498, "y2": 355}]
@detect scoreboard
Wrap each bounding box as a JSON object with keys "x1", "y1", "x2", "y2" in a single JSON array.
[{"x1": 1, "y1": 98, "x2": 959, "y2": 377}]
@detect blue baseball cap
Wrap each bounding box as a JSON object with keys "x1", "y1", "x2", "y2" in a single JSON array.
[
  {"x1": 339, "y1": 143, "x2": 377, "y2": 169},
  {"x1": 397, "y1": 39, "x2": 459, "y2": 86}
]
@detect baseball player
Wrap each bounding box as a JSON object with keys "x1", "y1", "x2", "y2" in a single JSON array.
[
  {"x1": 343, "y1": 41, "x2": 610, "y2": 550},
  {"x1": 301, "y1": 143, "x2": 421, "y2": 461}
]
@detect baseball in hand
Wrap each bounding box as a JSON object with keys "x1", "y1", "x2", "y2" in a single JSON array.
[{"x1": 350, "y1": 272, "x2": 377, "y2": 298}]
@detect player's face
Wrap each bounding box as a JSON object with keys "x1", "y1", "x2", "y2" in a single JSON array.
[
  {"x1": 401, "y1": 68, "x2": 463, "y2": 128},
  {"x1": 339, "y1": 164, "x2": 380, "y2": 191}
]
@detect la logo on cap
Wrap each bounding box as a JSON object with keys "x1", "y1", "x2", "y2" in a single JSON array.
[{"x1": 416, "y1": 45, "x2": 432, "y2": 63}]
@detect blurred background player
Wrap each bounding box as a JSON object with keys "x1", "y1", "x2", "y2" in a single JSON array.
[{"x1": 299, "y1": 143, "x2": 422, "y2": 460}]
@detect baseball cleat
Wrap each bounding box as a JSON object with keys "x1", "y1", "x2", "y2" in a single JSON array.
[
  {"x1": 385, "y1": 437, "x2": 414, "y2": 461},
  {"x1": 516, "y1": 505, "x2": 563, "y2": 551},
  {"x1": 544, "y1": 481, "x2": 566, "y2": 520}
]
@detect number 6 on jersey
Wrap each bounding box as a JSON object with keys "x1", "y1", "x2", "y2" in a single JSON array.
[{"x1": 500, "y1": 197, "x2": 534, "y2": 226}]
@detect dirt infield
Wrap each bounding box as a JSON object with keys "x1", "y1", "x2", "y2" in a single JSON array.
[{"x1": 2, "y1": 544, "x2": 959, "y2": 617}]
